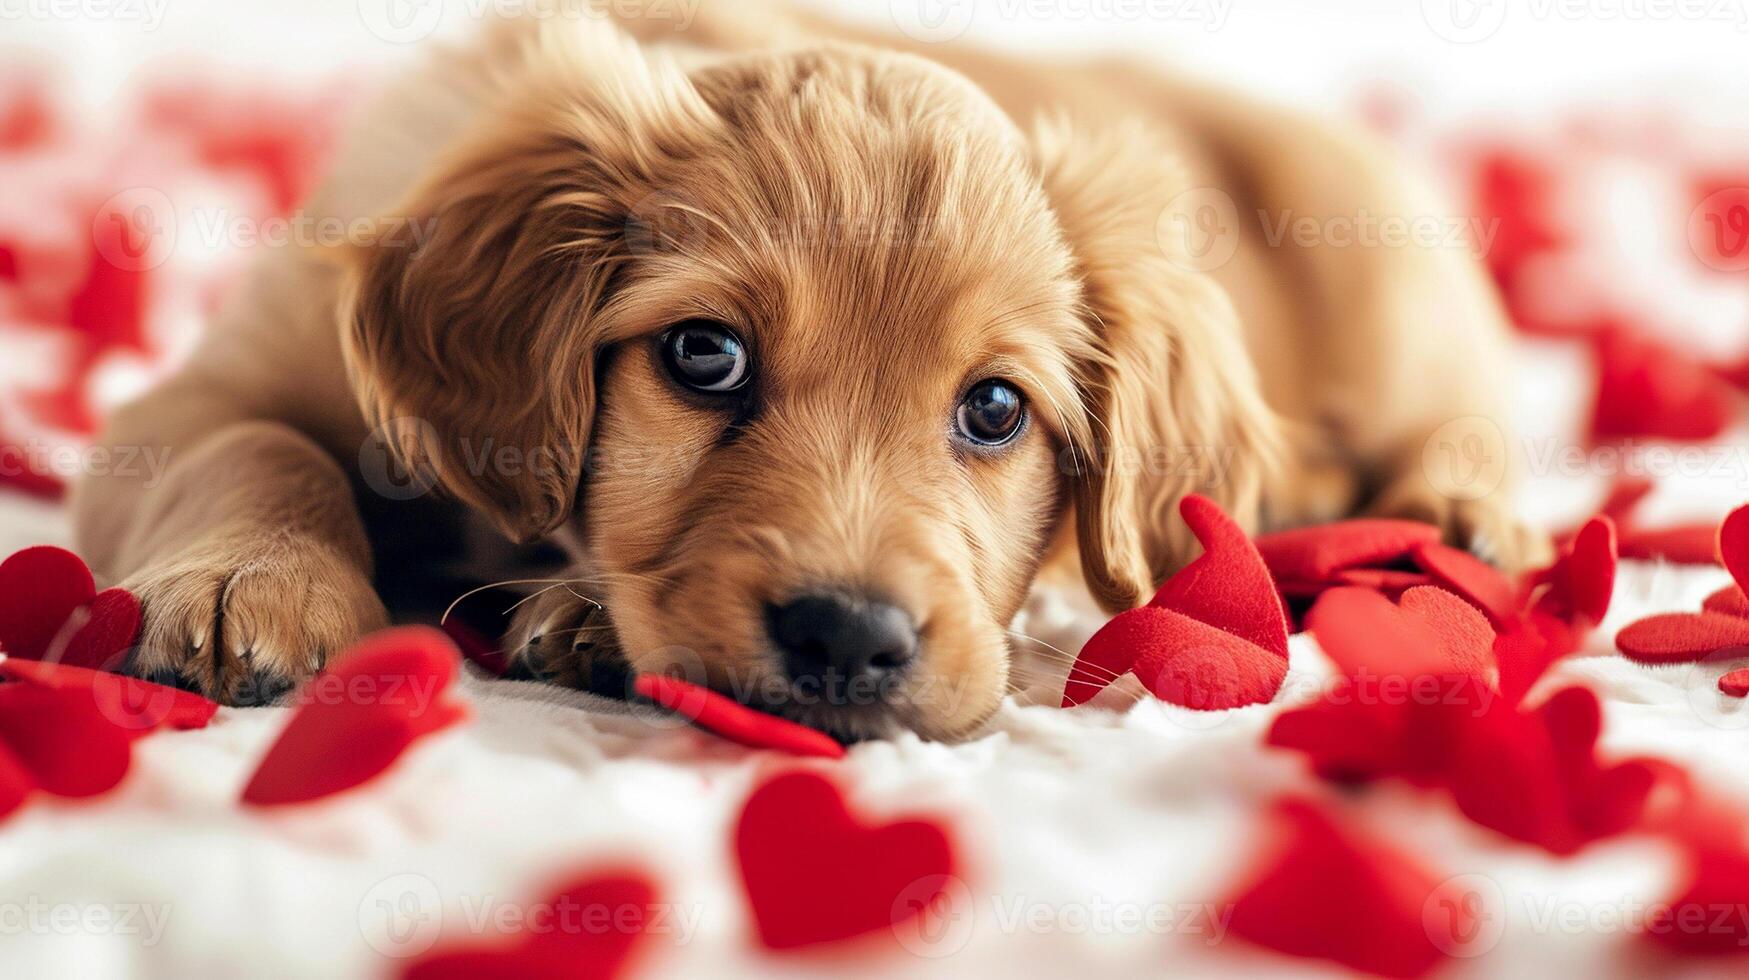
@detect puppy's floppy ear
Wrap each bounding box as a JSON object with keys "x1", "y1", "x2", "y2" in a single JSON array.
[
  {"x1": 340, "y1": 22, "x2": 719, "y2": 543},
  {"x1": 1032, "y1": 118, "x2": 1284, "y2": 613}
]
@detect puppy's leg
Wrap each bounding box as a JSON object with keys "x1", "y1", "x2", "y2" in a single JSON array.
[{"x1": 74, "y1": 402, "x2": 385, "y2": 704}]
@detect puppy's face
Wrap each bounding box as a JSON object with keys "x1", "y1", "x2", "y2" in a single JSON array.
[
  {"x1": 575, "y1": 55, "x2": 1092, "y2": 741},
  {"x1": 346, "y1": 27, "x2": 1277, "y2": 741}
]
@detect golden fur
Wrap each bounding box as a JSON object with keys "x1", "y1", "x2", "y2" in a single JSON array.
[{"x1": 73, "y1": 3, "x2": 1536, "y2": 738}]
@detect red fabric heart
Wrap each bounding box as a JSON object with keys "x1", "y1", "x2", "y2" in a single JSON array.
[
  {"x1": 1333, "y1": 568, "x2": 1435, "y2": 597},
  {"x1": 1148, "y1": 494, "x2": 1290, "y2": 659},
  {"x1": 1066, "y1": 606, "x2": 1288, "y2": 711},
  {"x1": 1720, "y1": 504, "x2": 1749, "y2": 588},
  {"x1": 241, "y1": 626, "x2": 468, "y2": 806},
  {"x1": 633, "y1": 675, "x2": 845, "y2": 759},
  {"x1": 1126, "y1": 608, "x2": 1291, "y2": 711},
  {"x1": 1223, "y1": 797, "x2": 1467, "y2": 978},
  {"x1": 1269, "y1": 587, "x2": 1496, "y2": 785},
  {"x1": 0, "y1": 747, "x2": 32, "y2": 821},
  {"x1": 1443, "y1": 686, "x2": 1657, "y2": 855},
  {"x1": 1412, "y1": 542, "x2": 1518, "y2": 627},
  {"x1": 1254, "y1": 519, "x2": 1441, "y2": 584},
  {"x1": 1494, "y1": 610, "x2": 1582, "y2": 706},
  {"x1": 1618, "y1": 525, "x2": 1721, "y2": 564},
  {"x1": 1305, "y1": 587, "x2": 1493, "y2": 682},
  {"x1": 1717, "y1": 669, "x2": 1749, "y2": 698},
  {"x1": 1063, "y1": 495, "x2": 1288, "y2": 708},
  {"x1": 1589, "y1": 329, "x2": 1736, "y2": 443},
  {"x1": 1703, "y1": 585, "x2": 1749, "y2": 618},
  {"x1": 401, "y1": 871, "x2": 659, "y2": 980},
  {"x1": 0, "y1": 546, "x2": 142, "y2": 670},
  {"x1": 0, "y1": 683, "x2": 131, "y2": 802},
  {"x1": 1533, "y1": 517, "x2": 1617, "y2": 626},
  {"x1": 1616, "y1": 612, "x2": 1749, "y2": 665},
  {"x1": 0, "y1": 658, "x2": 216, "y2": 736},
  {"x1": 1641, "y1": 791, "x2": 1749, "y2": 954},
  {"x1": 735, "y1": 770, "x2": 957, "y2": 951}
]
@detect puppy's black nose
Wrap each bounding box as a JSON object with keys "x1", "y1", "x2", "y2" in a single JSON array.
[{"x1": 769, "y1": 592, "x2": 917, "y2": 698}]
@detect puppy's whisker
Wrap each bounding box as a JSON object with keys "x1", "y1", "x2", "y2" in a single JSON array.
[{"x1": 441, "y1": 578, "x2": 606, "y2": 625}]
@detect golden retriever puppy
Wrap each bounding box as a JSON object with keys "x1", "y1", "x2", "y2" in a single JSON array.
[{"x1": 72, "y1": 3, "x2": 1533, "y2": 740}]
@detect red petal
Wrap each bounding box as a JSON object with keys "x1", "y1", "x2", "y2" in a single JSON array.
[
  {"x1": 1255, "y1": 520, "x2": 1441, "y2": 584},
  {"x1": 1129, "y1": 609, "x2": 1288, "y2": 710},
  {"x1": 1150, "y1": 495, "x2": 1290, "y2": 660},
  {"x1": 1412, "y1": 542, "x2": 1519, "y2": 626},
  {"x1": 0, "y1": 684, "x2": 130, "y2": 798},
  {"x1": 241, "y1": 627, "x2": 468, "y2": 806},
  {"x1": 1720, "y1": 669, "x2": 1749, "y2": 698},
  {"x1": 734, "y1": 771, "x2": 957, "y2": 951},
  {"x1": 1616, "y1": 612, "x2": 1749, "y2": 665},
  {"x1": 402, "y1": 871, "x2": 659, "y2": 980},
  {"x1": 633, "y1": 675, "x2": 844, "y2": 759},
  {"x1": 0, "y1": 658, "x2": 217, "y2": 736},
  {"x1": 0, "y1": 546, "x2": 96, "y2": 661},
  {"x1": 1224, "y1": 797, "x2": 1465, "y2": 978},
  {"x1": 1703, "y1": 585, "x2": 1749, "y2": 618}
]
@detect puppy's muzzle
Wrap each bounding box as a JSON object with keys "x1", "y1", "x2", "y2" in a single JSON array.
[{"x1": 767, "y1": 591, "x2": 917, "y2": 705}]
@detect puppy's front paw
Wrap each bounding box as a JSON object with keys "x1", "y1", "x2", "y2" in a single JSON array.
[
  {"x1": 1368, "y1": 475, "x2": 1552, "y2": 572},
  {"x1": 123, "y1": 539, "x2": 388, "y2": 705},
  {"x1": 502, "y1": 580, "x2": 625, "y2": 695}
]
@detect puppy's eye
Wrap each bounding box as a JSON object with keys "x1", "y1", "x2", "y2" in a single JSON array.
[
  {"x1": 662, "y1": 320, "x2": 750, "y2": 393},
  {"x1": 955, "y1": 379, "x2": 1026, "y2": 447}
]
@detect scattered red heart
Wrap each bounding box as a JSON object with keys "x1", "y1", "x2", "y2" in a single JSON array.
[
  {"x1": 735, "y1": 770, "x2": 957, "y2": 951},
  {"x1": 0, "y1": 658, "x2": 216, "y2": 737},
  {"x1": 0, "y1": 545, "x2": 141, "y2": 670},
  {"x1": 241, "y1": 626, "x2": 468, "y2": 806},
  {"x1": 1063, "y1": 495, "x2": 1289, "y2": 710},
  {"x1": 1589, "y1": 329, "x2": 1736, "y2": 444},
  {"x1": 0, "y1": 683, "x2": 132, "y2": 820},
  {"x1": 1223, "y1": 796, "x2": 1470, "y2": 978},
  {"x1": 402, "y1": 870, "x2": 660, "y2": 980},
  {"x1": 633, "y1": 674, "x2": 845, "y2": 759},
  {"x1": 1617, "y1": 505, "x2": 1749, "y2": 667}
]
